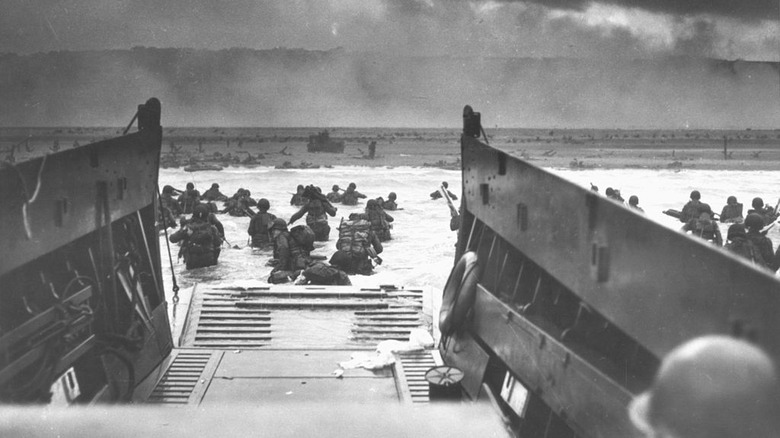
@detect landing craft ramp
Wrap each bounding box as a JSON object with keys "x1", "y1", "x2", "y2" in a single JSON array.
[{"x1": 137, "y1": 284, "x2": 446, "y2": 407}]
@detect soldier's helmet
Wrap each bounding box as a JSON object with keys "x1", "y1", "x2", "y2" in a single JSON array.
[
  {"x1": 366, "y1": 199, "x2": 377, "y2": 209},
  {"x1": 388, "y1": 192, "x2": 397, "y2": 200},
  {"x1": 727, "y1": 195, "x2": 737, "y2": 205},
  {"x1": 348, "y1": 182, "x2": 357, "y2": 189},
  {"x1": 745, "y1": 213, "x2": 765, "y2": 230},
  {"x1": 629, "y1": 195, "x2": 639, "y2": 206},
  {"x1": 690, "y1": 190, "x2": 701, "y2": 200},
  {"x1": 193, "y1": 204, "x2": 209, "y2": 220},
  {"x1": 186, "y1": 182, "x2": 195, "y2": 190},
  {"x1": 332, "y1": 185, "x2": 339, "y2": 191},
  {"x1": 442, "y1": 181, "x2": 449, "y2": 188},
  {"x1": 257, "y1": 198, "x2": 270, "y2": 211},
  {"x1": 628, "y1": 335, "x2": 778, "y2": 438},
  {"x1": 606, "y1": 187, "x2": 615, "y2": 196},
  {"x1": 727, "y1": 223, "x2": 747, "y2": 240},
  {"x1": 329, "y1": 250, "x2": 351, "y2": 270},
  {"x1": 269, "y1": 218, "x2": 288, "y2": 231},
  {"x1": 211, "y1": 183, "x2": 219, "y2": 189},
  {"x1": 163, "y1": 185, "x2": 174, "y2": 194},
  {"x1": 752, "y1": 197, "x2": 765, "y2": 209}
]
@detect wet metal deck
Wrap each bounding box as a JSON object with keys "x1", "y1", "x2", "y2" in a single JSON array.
[{"x1": 142, "y1": 284, "x2": 441, "y2": 407}]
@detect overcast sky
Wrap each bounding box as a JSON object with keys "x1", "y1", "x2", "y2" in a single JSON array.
[{"x1": 1, "y1": 0, "x2": 778, "y2": 60}]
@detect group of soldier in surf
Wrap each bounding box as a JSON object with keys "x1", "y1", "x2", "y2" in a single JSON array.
[
  {"x1": 159, "y1": 180, "x2": 400, "y2": 286},
  {"x1": 592, "y1": 184, "x2": 780, "y2": 272},
  {"x1": 674, "y1": 190, "x2": 780, "y2": 271}
]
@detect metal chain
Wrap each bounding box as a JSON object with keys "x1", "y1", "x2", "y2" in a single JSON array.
[{"x1": 157, "y1": 185, "x2": 180, "y2": 303}]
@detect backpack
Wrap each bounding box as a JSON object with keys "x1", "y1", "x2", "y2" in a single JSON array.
[
  {"x1": 727, "y1": 239, "x2": 765, "y2": 266},
  {"x1": 189, "y1": 220, "x2": 217, "y2": 246},
  {"x1": 337, "y1": 219, "x2": 371, "y2": 255},
  {"x1": 303, "y1": 262, "x2": 351, "y2": 286},
  {"x1": 367, "y1": 208, "x2": 388, "y2": 230},
  {"x1": 290, "y1": 225, "x2": 315, "y2": 252}
]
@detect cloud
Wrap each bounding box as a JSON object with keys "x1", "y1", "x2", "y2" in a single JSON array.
[
  {"x1": 500, "y1": 0, "x2": 778, "y2": 22},
  {"x1": 0, "y1": 0, "x2": 776, "y2": 61}
]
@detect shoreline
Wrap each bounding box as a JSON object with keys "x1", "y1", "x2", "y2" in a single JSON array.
[{"x1": 3, "y1": 126, "x2": 779, "y2": 171}]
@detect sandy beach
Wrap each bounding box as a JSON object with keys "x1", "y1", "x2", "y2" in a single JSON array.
[{"x1": 2, "y1": 126, "x2": 779, "y2": 171}]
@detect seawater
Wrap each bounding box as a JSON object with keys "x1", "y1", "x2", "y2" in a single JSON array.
[{"x1": 158, "y1": 166, "x2": 780, "y2": 308}]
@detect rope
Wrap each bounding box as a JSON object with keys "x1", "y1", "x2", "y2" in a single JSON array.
[
  {"x1": 122, "y1": 110, "x2": 139, "y2": 135},
  {"x1": 9, "y1": 155, "x2": 48, "y2": 240},
  {"x1": 157, "y1": 185, "x2": 180, "y2": 303}
]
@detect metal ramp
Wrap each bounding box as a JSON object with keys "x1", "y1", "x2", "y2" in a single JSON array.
[
  {"x1": 143, "y1": 284, "x2": 439, "y2": 407},
  {"x1": 179, "y1": 285, "x2": 427, "y2": 349}
]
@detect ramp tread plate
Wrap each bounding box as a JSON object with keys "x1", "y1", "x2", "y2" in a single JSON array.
[
  {"x1": 146, "y1": 350, "x2": 223, "y2": 406},
  {"x1": 393, "y1": 350, "x2": 442, "y2": 404}
]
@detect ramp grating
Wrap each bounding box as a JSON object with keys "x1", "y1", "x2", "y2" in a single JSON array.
[
  {"x1": 181, "y1": 286, "x2": 429, "y2": 349},
  {"x1": 394, "y1": 350, "x2": 442, "y2": 404},
  {"x1": 146, "y1": 350, "x2": 221, "y2": 405}
]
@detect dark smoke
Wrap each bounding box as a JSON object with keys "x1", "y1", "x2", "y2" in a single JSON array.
[{"x1": 0, "y1": 48, "x2": 777, "y2": 129}]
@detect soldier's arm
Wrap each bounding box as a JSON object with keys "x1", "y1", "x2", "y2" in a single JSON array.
[
  {"x1": 371, "y1": 233, "x2": 383, "y2": 255},
  {"x1": 761, "y1": 240, "x2": 775, "y2": 268},
  {"x1": 210, "y1": 215, "x2": 225, "y2": 237},
  {"x1": 384, "y1": 212, "x2": 394, "y2": 222},
  {"x1": 169, "y1": 226, "x2": 188, "y2": 243},
  {"x1": 277, "y1": 238, "x2": 291, "y2": 268},
  {"x1": 248, "y1": 216, "x2": 258, "y2": 235},
  {"x1": 357, "y1": 191, "x2": 367, "y2": 199},
  {"x1": 714, "y1": 228, "x2": 723, "y2": 246},
  {"x1": 324, "y1": 202, "x2": 337, "y2": 216},
  {"x1": 289, "y1": 206, "x2": 306, "y2": 224}
]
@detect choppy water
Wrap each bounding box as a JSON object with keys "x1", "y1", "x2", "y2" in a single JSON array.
[{"x1": 158, "y1": 166, "x2": 780, "y2": 302}]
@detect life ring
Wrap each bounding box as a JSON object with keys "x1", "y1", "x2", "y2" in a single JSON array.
[{"x1": 439, "y1": 251, "x2": 480, "y2": 336}]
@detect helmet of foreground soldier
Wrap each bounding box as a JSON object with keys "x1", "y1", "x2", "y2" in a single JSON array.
[
  {"x1": 745, "y1": 213, "x2": 764, "y2": 231},
  {"x1": 269, "y1": 218, "x2": 288, "y2": 231},
  {"x1": 752, "y1": 197, "x2": 764, "y2": 209},
  {"x1": 187, "y1": 182, "x2": 195, "y2": 190},
  {"x1": 193, "y1": 204, "x2": 209, "y2": 220},
  {"x1": 690, "y1": 190, "x2": 700, "y2": 200},
  {"x1": 628, "y1": 335, "x2": 779, "y2": 438},
  {"x1": 329, "y1": 250, "x2": 351, "y2": 268},
  {"x1": 257, "y1": 198, "x2": 270, "y2": 211},
  {"x1": 727, "y1": 223, "x2": 747, "y2": 240}
]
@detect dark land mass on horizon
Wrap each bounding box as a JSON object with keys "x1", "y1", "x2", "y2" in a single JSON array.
[
  {"x1": 2, "y1": 126, "x2": 779, "y2": 171},
  {"x1": 1, "y1": 47, "x2": 778, "y2": 129}
]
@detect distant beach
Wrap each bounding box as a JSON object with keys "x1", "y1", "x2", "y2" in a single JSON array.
[{"x1": 2, "y1": 126, "x2": 779, "y2": 171}]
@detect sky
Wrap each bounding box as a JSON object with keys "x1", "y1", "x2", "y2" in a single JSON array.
[{"x1": 1, "y1": 0, "x2": 778, "y2": 60}]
